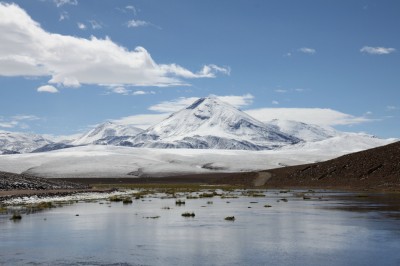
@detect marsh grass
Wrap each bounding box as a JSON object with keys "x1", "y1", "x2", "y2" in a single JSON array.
[
  {"x1": 182, "y1": 212, "x2": 195, "y2": 217},
  {"x1": 224, "y1": 216, "x2": 235, "y2": 221},
  {"x1": 144, "y1": 216, "x2": 160, "y2": 219}
]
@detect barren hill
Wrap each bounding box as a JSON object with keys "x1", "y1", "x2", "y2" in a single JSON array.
[{"x1": 265, "y1": 141, "x2": 400, "y2": 190}]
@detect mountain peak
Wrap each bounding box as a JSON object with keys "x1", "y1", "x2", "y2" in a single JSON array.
[{"x1": 124, "y1": 97, "x2": 301, "y2": 150}]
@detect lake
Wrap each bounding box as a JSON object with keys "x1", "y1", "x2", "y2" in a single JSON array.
[{"x1": 1, "y1": 190, "x2": 400, "y2": 265}]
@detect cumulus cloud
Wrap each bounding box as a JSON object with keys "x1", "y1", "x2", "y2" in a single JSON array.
[
  {"x1": 298, "y1": 47, "x2": 316, "y2": 54},
  {"x1": 360, "y1": 46, "x2": 396, "y2": 55},
  {"x1": 0, "y1": 3, "x2": 229, "y2": 88},
  {"x1": 54, "y1": 0, "x2": 78, "y2": 7},
  {"x1": 245, "y1": 108, "x2": 371, "y2": 126},
  {"x1": 127, "y1": 19, "x2": 149, "y2": 28},
  {"x1": 109, "y1": 86, "x2": 129, "y2": 95},
  {"x1": 148, "y1": 94, "x2": 253, "y2": 113},
  {"x1": 77, "y1": 22, "x2": 86, "y2": 30},
  {"x1": 37, "y1": 85, "x2": 59, "y2": 93},
  {"x1": 133, "y1": 90, "x2": 155, "y2": 95}
]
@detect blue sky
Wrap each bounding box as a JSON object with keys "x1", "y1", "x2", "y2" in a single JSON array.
[{"x1": 0, "y1": 0, "x2": 399, "y2": 138}]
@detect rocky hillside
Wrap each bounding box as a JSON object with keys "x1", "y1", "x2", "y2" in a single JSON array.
[
  {"x1": 0, "y1": 171, "x2": 88, "y2": 190},
  {"x1": 266, "y1": 141, "x2": 400, "y2": 190}
]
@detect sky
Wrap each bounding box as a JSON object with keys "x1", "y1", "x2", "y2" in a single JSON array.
[{"x1": 0, "y1": 0, "x2": 399, "y2": 138}]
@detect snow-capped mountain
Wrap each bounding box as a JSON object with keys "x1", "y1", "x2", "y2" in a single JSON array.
[
  {"x1": 108, "y1": 97, "x2": 301, "y2": 150},
  {"x1": 0, "y1": 130, "x2": 53, "y2": 154},
  {"x1": 268, "y1": 119, "x2": 338, "y2": 142},
  {"x1": 72, "y1": 121, "x2": 144, "y2": 145}
]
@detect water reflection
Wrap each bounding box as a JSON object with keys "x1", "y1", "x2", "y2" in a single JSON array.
[{"x1": 1, "y1": 191, "x2": 400, "y2": 265}]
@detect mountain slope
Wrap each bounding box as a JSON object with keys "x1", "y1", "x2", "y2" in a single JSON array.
[
  {"x1": 0, "y1": 130, "x2": 52, "y2": 154},
  {"x1": 72, "y1": 121, "x2": 144, "y2": 145},
  {"x1": 268, "y1": 119, "x2": 338, "y2": 142},
  {"x1": 111, "y1": 97, "x2": 301, "y2": 150},
  {"x1": 266, "y1": 141, "x2": 400, "y2": 189}
]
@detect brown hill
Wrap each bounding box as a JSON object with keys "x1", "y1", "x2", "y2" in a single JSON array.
[{"x1": 265, "y1": 141, "x2": 400, "y2": 190}]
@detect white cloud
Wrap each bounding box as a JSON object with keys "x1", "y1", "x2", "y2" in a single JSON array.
[
  {"x1": 0, "y1": 121, "x2": 18, "y2": 128},
  {"x1": 54, "y1": 0, "x2": 78, "y2": 7},
  {"x1": 0, "y1": 114, "x2": 41, "y2": 129},
  {"x1": 274, "y1": 89, "x2": 287, "y2": 93},
  {"x1": 109, "y1": 86, "x2": 130, "y2": 95},
  {"x1": 59, "y1": 11, "x2": 69, "y2": 21},
  {"x1": 12, "y1": 115, "x2": 40, "y2": 121},
  {"x1": 125, "y1": 5, "x2": 137, "y2": 15},
  {"x1": 112, "y1": 113, "x2": 169, "y2": 129},
  {"x1": 127, "y1": 19, "x2": 149, "y2": 28},
  {"x1": 272, "y1": 100, "x2": 279, "y2": 105},
  {"x1": 77, "y1": 22, "x2": 86, "y2": 30},
  {"x1": 386, "y1": 105, "x2": 399, "y2": 111},
  {"x1": 37, "y1": 85, "x2": 59, "y2": 93},
  {"x1": 133, "y1": 90, "x2": 155, "y2": 95},
  {"x1": 360, "y1": 46, "x2": 396, "y2": 55},
  {"x1": 298, "y1": 47, "x2": 316, "y2": 54},
  {"x1": 245, "y1": 108, "x2": 371, "y2": 126},
  {"x1": 0, "y1": 3, "x2": 229, "y2": 88},
  {"x1": 148, "y1": 94, "x2": 253, "y2": 113},
  {"x1": 89, "y1": 20, "x2": 102, "y2": 29}
]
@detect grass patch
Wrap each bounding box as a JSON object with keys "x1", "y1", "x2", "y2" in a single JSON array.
[
  {"x1": 224, "y1": 216, "x2": 235, "y2": 221},
  {"x1": 264, "y1": 204, "x2": 272, "y2": 208},
  {"x1": 207, "y1": 201, "x2": 213, "y2": 205},
  {"x1": 182, "y1": 212, "x2": 195, "y2": 218},
  {"x1": 199, "y1": 192, "x2": 215, "y2": 198},
  {"x1": 175, "y1": 200, "x2": 186, "y2": 206},
  {"x1": 122, "y1": 198, "x2": 133, "y2": 204}
]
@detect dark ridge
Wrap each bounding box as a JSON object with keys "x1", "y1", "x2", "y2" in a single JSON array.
[
  {"x1": 265, "y1": 141, "x2": 400, "y2": 190},
  {"x1": 186, "y1": 98, "x2": 205, "y2": 109},
  {"x1": 32, "y1": 143, "x2": 75, "y2": 153}
]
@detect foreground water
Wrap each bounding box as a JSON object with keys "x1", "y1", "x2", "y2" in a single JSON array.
[{"x1": 1, "y1": 190, "x2": 400, "y2": 265}]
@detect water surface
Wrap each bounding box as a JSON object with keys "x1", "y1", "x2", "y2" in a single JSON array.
[{"x1": 1, "y1": 190, "x2": 400, "y2": 265}]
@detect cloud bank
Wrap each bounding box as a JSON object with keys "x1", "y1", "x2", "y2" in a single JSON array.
[
  {"x1": 246, "y1": 108, "x2": 371, "y2": 126},
  {"x1": 0, "y1": 3, "x2": 229, "y2": 88}
]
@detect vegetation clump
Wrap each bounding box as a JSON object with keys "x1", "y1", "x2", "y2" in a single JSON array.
[
  {"x1": 182, "y1": 212, "x2": 195, "y2": 217},
  {"x1": 144, "y1": 216, "x2": 160, "y2": 219},
  {"x1": 109, "y1": 195, "x2": 124, "y2": 202},
  {"x1": 225, "y1": 216, "x2": 235, "y2": 221},
  {"x1": 264, "y1": 204, "x2": 272, "y2": 208},
  {"x1": 36, "y1": 202, "x2": 54, "y2": 209},
  {"x1": 199, "y1": 192, "x2": 215, "y2": 198},
  {"x1": 207, "y1": 201, "x2": 213, "y2": 205},
  {"x1": 122, "y1": 198, "x2": 133, "y2": 204},
  {"x1": 10, "y1": 213, "x2": 22, "y2": 221},
  {"x1": 175, "y1": 199, "x2": 186, "y2": 205}
]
